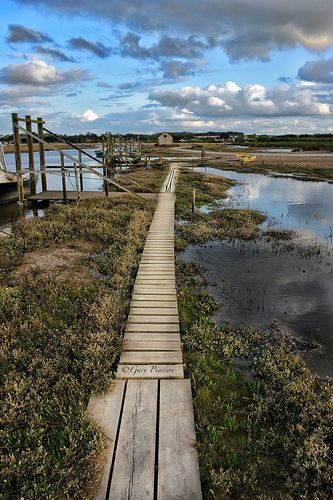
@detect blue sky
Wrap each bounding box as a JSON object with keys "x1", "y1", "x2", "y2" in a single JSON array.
[{"x1": 1, "y1": 0, "x2": 333, "y2": 135}]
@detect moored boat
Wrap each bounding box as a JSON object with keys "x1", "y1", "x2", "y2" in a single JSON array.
[{"x1": 0, "y1": 143, "x2": 31, "y2": 204}]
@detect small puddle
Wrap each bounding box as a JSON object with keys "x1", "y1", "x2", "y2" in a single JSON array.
[{"x1": 181, "y1": 167, "x2": 333, "y2": 377}]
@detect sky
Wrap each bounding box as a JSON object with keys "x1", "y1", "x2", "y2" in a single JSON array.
[{"x1": 1, "y1": 0, "x2": 333, "y2": 135}]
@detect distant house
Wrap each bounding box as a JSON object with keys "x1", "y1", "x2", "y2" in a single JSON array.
[{"x1": 157, "y1": 132, "x2": 173, "y2": 146}]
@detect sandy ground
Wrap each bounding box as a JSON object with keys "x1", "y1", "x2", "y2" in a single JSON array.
[
  {"x1": 11, "y1": 240, "x2": 93, "y2": 282},
  {"x1": 168, "y1": 146, "x2": 333, "y2": 170}
]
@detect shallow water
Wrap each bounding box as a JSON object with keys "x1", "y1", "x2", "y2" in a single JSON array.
[
  {"x1": 181, "y1": 167, "x2": 333, "y2": 377},
  {"x1": 0, "y1": 148, "x2": 107, "y2": 222}
]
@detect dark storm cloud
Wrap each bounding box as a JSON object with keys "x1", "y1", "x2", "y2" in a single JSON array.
[
  {"x1": 68, "y1": 37, "x2": 112, "y2": 58},
  {"x1": 34, "y1": 45, "x2": 75, "y2": 62},
  {"x1": 159, "y1": 60, "x2": 198, "y2": 79},
  {"x1": 298, "y1": 58, "x2": 333, "y2": 84},
  {"x1": 13, "y1": 0, "x2": 333, "y2": 60},
  {"x1": 7, "y1": 24, "x2": 52, "y2": 43},
  {"x1": 120, "y1": 32, "x2": 207, "y2": 60}
]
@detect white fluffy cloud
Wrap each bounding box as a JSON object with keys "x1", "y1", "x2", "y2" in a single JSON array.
[
  {"x1": 149, "y1": 81, "x2": 332, "y2": 118},
  {"x1": 0, "y1": 59, "x2": 89, "y2": 86},
  {"x1": 77, "y1": 109, "x2": 99, "y2": 122}
]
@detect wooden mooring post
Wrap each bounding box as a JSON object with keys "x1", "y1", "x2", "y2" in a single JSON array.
[
  {"x1": 78, "y1": 149, "x2": 84, "y2": 191},
  {"x1": 25, "y1": 115, "x2": 36, "y2": 195},
  {"x1": 60, "y1": 152, "x2": 67, "y2": 203},
  {"x1": 192, "y1": 187, "x2": 196, "y2": 214},
  {"x1": 11, "y1": 113, "x2": 24, "y2": 205},
  {"x1": 37, "y1": 117, "x2": 47, "y2": 192}
]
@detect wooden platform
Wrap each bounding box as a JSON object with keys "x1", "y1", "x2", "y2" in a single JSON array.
[
  {"x1": 27, "y1": 191, "x2": 157, "y2": 201},
  {"x1": 88, "y1": 379, "x2": 201, "y2": 500},
  {"x1": 88, "y1": 165, "x2": 202, "y2": 499}
]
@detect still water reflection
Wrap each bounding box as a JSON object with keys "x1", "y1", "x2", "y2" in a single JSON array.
[{"x1": 181, "y1": 167, "x2": 333, "y2": 377}]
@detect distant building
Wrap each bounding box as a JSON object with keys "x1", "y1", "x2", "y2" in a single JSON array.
[{"x1": 157, "y1": 132, "x2": 173, "y2": 146}]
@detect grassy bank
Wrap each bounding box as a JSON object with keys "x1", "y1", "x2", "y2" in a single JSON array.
[
  {"x1": 0, "y1": 196, "x2": 155, "y2": 498},
  {"x1": 177, "y1": 262, "x2": 333, "y2": 498}
]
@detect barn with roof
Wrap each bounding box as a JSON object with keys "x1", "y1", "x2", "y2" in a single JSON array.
[{"x1": 157, "y1": 132, "x2": 173, "y2": 146}]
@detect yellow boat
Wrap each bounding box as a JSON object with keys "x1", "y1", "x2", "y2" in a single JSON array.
[{"x1": 236, "y1": 153, "x2": 256, "y2": 164}]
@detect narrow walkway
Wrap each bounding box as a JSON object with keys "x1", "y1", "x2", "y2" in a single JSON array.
[{"x1": 88, "y1": 164, "x2": 202, "y2": 499}]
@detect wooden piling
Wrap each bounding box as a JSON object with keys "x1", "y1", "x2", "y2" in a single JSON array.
[
  {"x1": 12, "y1": 113, "x2": 24, "y2": 205},
  {"x1": 79, "y1": 149, "x2": 84, "y2": 191},
  {"x1": 192, "y1": 187, "x2": 196, "y2": 214},
  {"x1": 25, "y1": 115, "x2": 36, "y2": 195},
  {"x1": 37, "y1": 117, "x2": 47, "y2": 191},
  {"x1": 73, "y1": 163, "x2": 80, "y2": 201},
  {"x1": 60, "y1": 152, "x2": 67, "y2": 203}
]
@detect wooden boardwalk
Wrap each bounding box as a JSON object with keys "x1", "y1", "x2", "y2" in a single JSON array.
[{"x1": 88, "y1": 165, "x2": 202, "y2": 499}]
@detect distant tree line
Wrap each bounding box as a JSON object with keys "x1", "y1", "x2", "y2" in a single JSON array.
[{"x1": 1, "y1": 130, "x2": 332, "y2": 149}]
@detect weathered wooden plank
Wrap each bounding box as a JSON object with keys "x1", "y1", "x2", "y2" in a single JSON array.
[
  {"x1": 136, "y1": 275, "x2": 175, "y2": 279},
  {"x1": 129, "y1": 307, "x2": 178, "y2": 315},
  {"x1": 124, "y1": 332, "x2": 180, "y2": 342},
  {"x1": 108, "y1": 380, "x2": 157, "y2": 499},
  {"x1": 119, "y1": 351, "x2": 182, "y2": 364},
  {"x1": 138, "y1": 268, "x2": 174, "y2": 271},
  {"x1": 127, "y1": 315, "x2": 179, "y2": 324},
  {"x1": 158, "y1": 380, "x2": 202, "y2": 500},
  {"x1": 87, "y1": 381, "x2": 126, "y2": 500},
  {"x1": 123, "y1": 340, "x2": 181, "y2": 351},
  {"x1": 126, "y1": 323, "x2": 180, "y2": 333},
  {"x1": 135, "y1": 281, "x2": 176, "y2": 287},
  {"x1": 139, "y1": 263, "x2": 175, "y2": 267},
  {"x1": 135, "y1": 277, "x2": 175, "y2": 282},
  {"x1": 131, "y1": 295, "x2": 177, "y2": 302},
  {"x1": 116, "y1": 364, "x2": 184, "y2": 379},
  {"x1": 137, "y1": 273, "x2": 174, "y2": 277},
  {"x1": 134, "y1": 284, "x2": 175, "y2": 290},
  {"x1": 135, "y1": 272, "x2": 175, "y2": 277},
  {"x1": 133, "y1": 288, "x2": 176, "y2": 295}
]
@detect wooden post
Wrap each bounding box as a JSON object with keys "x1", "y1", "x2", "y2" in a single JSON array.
[
  {"x1": 12, "y1": 113, "x2": 25, "y2": 205},
  {"x1": 25, "y1": 115, "x2": 36, "y2": 195},
  {"x1": 73, "y1": 163, "x2": 80, "y2": 201},
  {"x1": 192, "y1": 188, "x2": 196, "y2": 214},
  {"x1": 37, "y1": 117, "x2": 47, "y2": 192},
  {"x1": 60, "y1": 153, "x2": 67, "y2": 203},
  {"x1": 78, "y1": 149, "x2": 84, "y2": 191},
  {"x1": 103, "y1": 142, "x2": 108, "y2": 197}
]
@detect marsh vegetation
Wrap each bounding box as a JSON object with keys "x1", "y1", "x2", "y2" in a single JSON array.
[{"x1": 0, "y1": 195, "x2": 155, "y2": 497}]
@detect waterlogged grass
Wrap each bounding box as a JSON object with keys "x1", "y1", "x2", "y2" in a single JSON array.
[
  {"x1": 175, "y1": 168, "x2": 266, "y2": 245},
  {"x1": 177, "y1": 261, "x2": 333, "y2": 498},
  {"x1": 0, "y1": 196, "x2": 155, "y2": 498},
  {"x1": 117, "y1": 164, "x2": 167, "y2": 192},
  {"x1": 178, "y1": 208, "x2": 266, "y2": 245},
  {"x1": 175, "y1": 168, "x2": 234, "y2": 218}
]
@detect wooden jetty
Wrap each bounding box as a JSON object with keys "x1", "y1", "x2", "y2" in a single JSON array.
[
  {"x1": 88, "y1": 164, "x2": 202, "y2": 500},
  {"x1": 11, "y1": 113, "x2": 141, "y2": 204}
]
